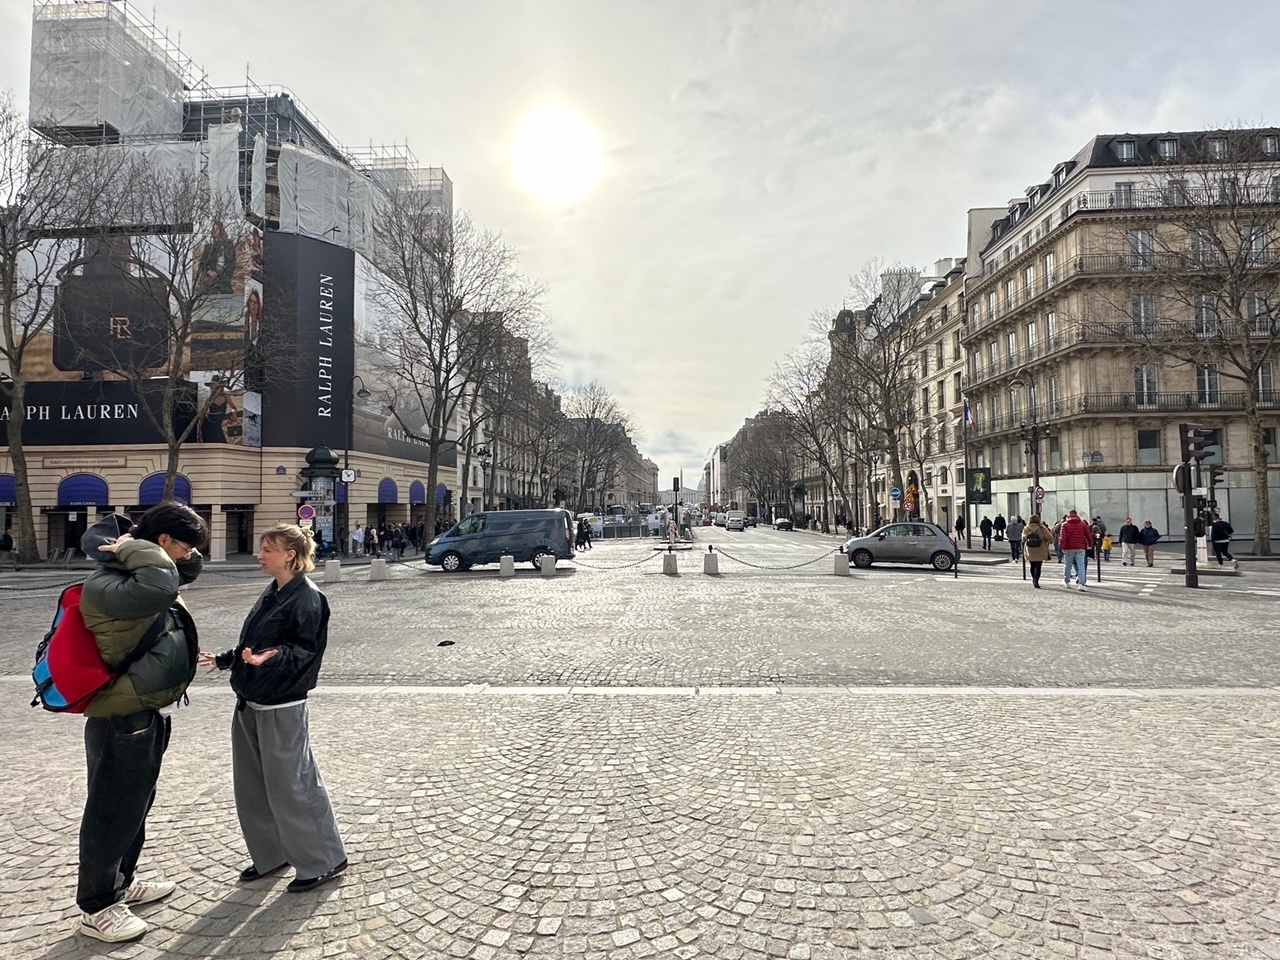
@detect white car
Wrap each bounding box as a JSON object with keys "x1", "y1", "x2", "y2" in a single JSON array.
[{"x1": 725, "y1": 510, "x2": 746, "y2": 531}]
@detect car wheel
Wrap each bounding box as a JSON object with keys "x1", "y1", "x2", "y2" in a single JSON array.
[
  {"x1": 532, "y1": 549, "x2": 554, "y2": 570},
  {"x1": 931, "y1": 551, "x2": 955, "y2": 571},
  {"x1": 440, "y1": 551, "x2": 463, "y2": 573},
  {"x1": 851, "y1": 549, "x2": 873, "y2": 568}
]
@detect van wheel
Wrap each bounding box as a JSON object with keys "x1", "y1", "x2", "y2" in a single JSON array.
[
  {"x1": 440, "y1": 551, "x2": 464, "y2": 573},
  {"x1": 532, "y1": 549, "x2": 554, "y2": 570},
  {"x1": 851, "y1": 549, "x2": 873, "y2": 569}
]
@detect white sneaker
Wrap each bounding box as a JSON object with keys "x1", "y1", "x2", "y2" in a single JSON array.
[
  {"x1": 1077, "y1": 583, "x2": 1088, "y2": 591},
  {"x1": 80, "y1": 902, "x2": 147, "y2": 942},
  {"x1": 124, "y1": 878, "x2": 175, "y2": 906}
]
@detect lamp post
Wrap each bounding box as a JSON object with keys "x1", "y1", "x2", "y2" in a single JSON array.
[
  {"x1": 481, "y1": 457, "x2": 491, "y2": 511},
  {"x1": 540, "y1": 468, "x2": 550, "y2": 507},
  {"x1": 342, "y1": 375, "x2": 372, "y2": 548}
]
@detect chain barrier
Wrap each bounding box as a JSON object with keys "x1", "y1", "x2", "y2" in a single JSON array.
[
  {"x1": 712, "y1": 545, "x2": 844, "y2": 571},
  {"x1": 0, "y1": 575, "x2": 87, "y2": 593},
  {"x1": 568, "y1": 550, "x2": 666, "y2": 571}
]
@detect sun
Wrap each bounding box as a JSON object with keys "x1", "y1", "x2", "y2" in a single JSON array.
[{"x1": 511, "y1": 106, "x2": 602, "y2": 207}]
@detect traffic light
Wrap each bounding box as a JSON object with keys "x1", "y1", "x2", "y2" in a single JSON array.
[
  {"x1": 1178, "y1": 422, "x2": 1213, "y2": 463},
  {"x1": 1205, "y1": 463, "x2": 1225, "y2": 488}
]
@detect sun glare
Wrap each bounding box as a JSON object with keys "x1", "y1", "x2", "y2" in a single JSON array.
[{"x1": 511, "y1": 106, "x2": 602, "y2": 207}]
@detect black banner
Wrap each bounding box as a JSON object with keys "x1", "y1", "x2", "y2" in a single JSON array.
[
  {"x1": 0, "y1": 380, "x2": 195, "y2": 445},
  {"x1": 261, "y1": 234, "x2": 355, "y2": 449}
]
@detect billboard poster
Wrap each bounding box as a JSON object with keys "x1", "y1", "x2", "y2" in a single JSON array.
[
  {"x1": 260, "y1": 233, "x2": 355, "y2": 450},
  {"x1": 0, "y1": 380, "x2": 196, "y2": 445},
  {"x1": 967, "y1": 467, "x2": 992, "y2": 505}
]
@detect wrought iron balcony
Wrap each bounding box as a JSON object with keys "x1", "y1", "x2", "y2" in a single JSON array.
[{"x1": 969, "y1": 390, "x2": 1278, "y2": 437}]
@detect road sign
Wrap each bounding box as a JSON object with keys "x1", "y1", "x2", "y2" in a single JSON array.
[
  {"x1": 305, "y1": 500, "x2": 336, "y2": 507},
  {"x1": 890, "y1": 487, "x2": 902, "y2": 501},
  {"x1": 289, "y1": 490, "x2": 313, "y2": 498},
  {"x1": 297, "y1": 503, "x2": 316, "y2": 521},
  {"x1": 904, "y1": 500, "x2": 916, "y2": 513},
  {"x1": 1034, "y1": 485, "x2": 1045, "y2": 503}
]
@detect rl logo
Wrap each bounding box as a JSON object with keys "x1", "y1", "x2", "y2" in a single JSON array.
[{"x1": 109, "y1": 315, "x2": 132, "y2": 339}]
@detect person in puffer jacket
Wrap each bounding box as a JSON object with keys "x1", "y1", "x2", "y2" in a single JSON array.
[{"x1": 74, "y1": 502, "x2": 207, "y2": 944}]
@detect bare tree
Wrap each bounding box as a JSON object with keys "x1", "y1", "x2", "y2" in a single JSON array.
[
  {"x1": 1093, "y1": 129, "x2": 1280, "y2": 552},
  {"x1": 829, "y1": 261, "x2": 924, "y2": 521},
  {"x1": 368, "y1": 190, "x2": 544, "y2": 537},
  {"x1": 0, "y1": 93, "x2": 130, "y2": 562},
  {"x1": 727, "y1": 410, "x2": 796, "y2": 516},
  {"x1": 562, "y1": 381, "x2": 636, "y2": 511}
]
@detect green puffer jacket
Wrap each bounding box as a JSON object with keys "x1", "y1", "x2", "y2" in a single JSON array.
[{"x1": 80, "y1": 537, "x2": 203, "y2": 717}]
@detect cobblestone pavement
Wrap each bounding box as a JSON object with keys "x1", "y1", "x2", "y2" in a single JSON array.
[{"x1": 1, "y1": 532, "x2": 1278, "y2": 958}]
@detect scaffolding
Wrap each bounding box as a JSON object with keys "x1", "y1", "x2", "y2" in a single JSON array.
[{"x1": 29, "y1": 0, "x2": 214, "y2": 143}]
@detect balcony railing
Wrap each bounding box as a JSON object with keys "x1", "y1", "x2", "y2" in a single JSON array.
[
  {"x1": 970, "y1": 390, "x2": 1279, "y2": 436},
  {"x1": 1074, "y1": 185, "x2": 1280, "y2": 212}
]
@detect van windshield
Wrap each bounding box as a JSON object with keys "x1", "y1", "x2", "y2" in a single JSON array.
[{"x1": 453, "y1": 514, "x2": 487, "y2": 536}]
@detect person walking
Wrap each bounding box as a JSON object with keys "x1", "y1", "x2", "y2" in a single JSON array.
[
  {"x1": 993, "y1": 513, "x2": 1007, "y2": 543},
  {"x1": 74, "y1": 503, "x2": 208, "y2": 942},
  {"x1": 1210, "y1": 513, "x2": 1235, "y2": 565},
  {"x1": 1006, "y1": 515, "x2": 1025, "y2": 561},
  {"x1": 1052, "y1": 515, "x2": 1067, "y2": 563},
  {"x1": 1021, "y1": 514, "x2": 1054, "y2": 588},
  {"x1": 366, "y1": 525, "x2": 379, "y2": 557},
  {"x1": 1138, "y1": 520, "x2": 1161, "y2": 567},
  {"x1": 199, "y1": 524, "x2": 348, "y2": 894},
  {"x1": 979, "y1": 516, "x2": 993, "y2": 550},
  {"x1": 1090, "y1": 516, "x2": 1108, "y2": 562},
  {"x1": 1058, "y1": 509, "x2": 1094, "y2": 590},
  {"x1": 351, "y1": 524, "x2": 364, "y2": 557},
  {"x1": 954, "y1": 516, "x2": 965, "y2": 542},
  {"x1": 1117, "y1": 517, "x2": 1140, "y2": 566}
]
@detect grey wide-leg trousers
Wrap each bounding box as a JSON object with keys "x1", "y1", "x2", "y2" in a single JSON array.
[{"x1": 231, "y1": 702, "x2": 346, "y2": 879}]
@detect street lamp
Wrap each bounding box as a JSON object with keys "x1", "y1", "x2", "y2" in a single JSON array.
[
  {"x1": 481, "y1": 456, "x2": 491, "y2": 510},
  {"x1": 343, "y1": 376, "x2": 372, "y2": 542},
  {"x1": 540, "y1": 468, "x2": 550, "y2": 507},
  {"x1": 1008, "y1": 375, "x2": 1050, "y2": 495}
]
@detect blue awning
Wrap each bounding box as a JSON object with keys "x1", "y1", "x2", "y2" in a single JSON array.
[
  {"x1": 377, "y1": 478, "x2": 399, "y2": 504},
  {"x1": 0, "y1": 474, "x2": 15, "y2": 506},
  {"x1": 409, "y1": 480, "x2": 425, "y2": 504},
  {"x1": 436, "y1": 482, "x2": 449, "y2": 505},
  {"x1": 57, "y1": 473, "x2": 109, "y2": 507},
  {"x1": 138, "y1": 473, "x2": 191, "y2": 506},
  {"x1": 335, "y1": 483, "x2": 346, "y2": 504}
]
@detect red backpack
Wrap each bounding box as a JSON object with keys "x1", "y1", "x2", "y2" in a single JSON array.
[{"x1": 30, "y1": 584, "x2": 163, "y2": 713}]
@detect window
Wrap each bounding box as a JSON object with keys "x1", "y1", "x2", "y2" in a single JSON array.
[
  {"x1": 1167, "y1": 179, "x2": 1189, "y2": 205},
  {"x1": 1132, "y1": 294, "x2": 1156, "y2": 333},
  {"x1": 1046, "y1": 375, "x2": 1060, "y2": 414},
  {"x1": 937, "y1": 378, "x2": 946, "y2": 408},
  {"x1": 935, "y1": 342, "x2": 944, "y2": 368},
  {"x1": 1005, "y1": 278, "x2": 1017, "y2": 309},
  {"x1": 1133, "y1": 364, "x2": 1158, "y2": 406},
  {"x1": 1265, "y1": 427, "x2": 1277, "y2": 462},
  {"x1": 922, "y1": 386, "x2": 930, "y2": 415},
  {"x1": 988, "y1": 341, "x2": 998, "y2": 372},
  {"x1": 971, "y1": 304, "x2": 981, "y2": 326},
  {"x1": 1209, "y1": 137, "x2": 1228, "y2": 159},
  {"x1": 1247, "y1": 293, "x2": 1271, "y2": 335},
  {"x1": 1264, "y1": 135, "x2": 1279, "y2": 156},
  {"x1": 953, "y1": 331, "x2": 962, "y2": 360},
  {"x1": 1129, "y1": 229, "x2": 1153, "y2": 268},
  {"x1": 1116, "y1": 140, "x2": 1136, "y2": 160},
  {"x1": 1158, "y1": 139, "x2": 1178, "y2": 160},
  {"x1": 1006, "y1": 330, "x2": 1017, "y2": 361},
  {"x1": 1114, "y1": 181, "x2": 1134, "y2": 208},
  {"x1": 1044, "y1": 252, "x2": 1055, "y2": 287},
  {"x1": 1137, "y1": 429, "x2": 1162, "y2": 466},
  {"x1": 992, "y1": 444, "x2": 1004, "y2": 476},
  {"x1": 920, "y1": 350, "x2": 929, "y2": 377},
  {"x1": 987, "y1": 291, "x2": 998, "y2": 318},
  {"x1": 1046, "y1": 311, "x2": 1058, "y2": 347},
  {"x1": 1197, "y1": 364, "x2": 1221, "y2": 404},
  {"x1": 1048, "y1": 436, "x2": 1061, "y2": 471},
  {"x1": 1220, "y1": 177, "x2": 1239, "y2": 203},
  {"x1": 1026, "y1": 321, "x2": 1038, "y2": 358},
  {"x1": 1191, "y1": 229, "x2": 1217, "y2": 265},
  {"x1": 1244, "y1": 227, "x2": 1267, "y2": 265},
  {"x1": 1260, "y1": 361, "x2": 1275, "y2": 403},
  {"x1": 1194, "y1": 295, "x2": 1218, "y2": 336},
  {"x1": 953, "y1": 371, "x2": 962, "y2": 403},
  {"x1": 1054, "y1": 169, "x2": 1066, "y2": 187},
  {"x1": 1024, "y1": 265, "x2": 1036, "y2": 299}
]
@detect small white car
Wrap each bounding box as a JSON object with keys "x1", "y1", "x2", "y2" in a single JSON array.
[{"x1": 725, "y1": 510, "x2": 746, "y2": 531}]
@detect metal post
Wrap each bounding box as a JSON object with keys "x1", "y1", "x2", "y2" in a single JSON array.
[{"x1": 1183, "y1": 482, "x2": 1198, "y2": 588}]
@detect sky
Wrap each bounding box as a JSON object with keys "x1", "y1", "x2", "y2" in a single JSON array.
[{"x1": 4, "y1": 0, "x2": 1280, "y2": 483}]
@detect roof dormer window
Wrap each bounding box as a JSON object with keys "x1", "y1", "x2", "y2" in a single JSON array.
[
  {"x1": 1158, "y1": 138, "x2": 1178, "y2": 160},
  {"x1": 1116, "y1": 140, "x2": 1136, "y2": 160},
  {"x1": 1263, "y1": 135, "x2": 1279, "y2": 156},
  {"x1": 1209, "y1": 137, "x2": 1228, "y2": 159}
]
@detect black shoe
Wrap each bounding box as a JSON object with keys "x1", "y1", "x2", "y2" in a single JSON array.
[
  {"x1": 286, "y1": 859, "x2": 349, "y2": 893},
  {"x1": 239, "y1": 862, "x2": 289, "y2": 882}
]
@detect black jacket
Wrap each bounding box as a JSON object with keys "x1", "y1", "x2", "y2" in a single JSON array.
[
  {"x1": 215, "y1": 574, "x2": 330, "y2": 706},
  {"x1": 1118, "y1": 523, "x2": 1141, "y2": 544},
  {"x1": 1210, "y1": 519, "x2": 1234, "y2": 542}
]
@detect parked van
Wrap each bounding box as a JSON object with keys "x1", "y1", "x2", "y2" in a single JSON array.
[{"x1": 426, "y1": 509, "x2": 576, "y2": 572}]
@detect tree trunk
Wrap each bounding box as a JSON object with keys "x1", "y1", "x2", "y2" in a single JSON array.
[
  {"x1": 6, "y1": 379, "x2": 42, "y2": 563},
  {"x1": 1243, "y1": 389, "x2": 1272, "y2": 555}
]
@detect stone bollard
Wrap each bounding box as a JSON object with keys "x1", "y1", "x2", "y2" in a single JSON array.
[
  {"x1": 499, "y1": 554, "x2": 515, "y2": 577},
  {"x1": 662, "y1": 552, "x2": 678, "y2": 576},
  {"x1": 369, "y1": 558, "x2": 388, "y2": 581},
  {"x1": 539, "y1": 555, "x2": 556, "y2": 577},
  {"x1": 324, "y1": 559, "x2": 342, "y2": 584},
  {"x1": 833, "y1": 551, "x2": 850, "y2": 577},
  {"x1": 703, "y1": 551, "x2": 719, "y2": 576}
]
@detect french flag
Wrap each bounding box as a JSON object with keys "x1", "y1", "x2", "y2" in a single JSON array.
[{"x1": 964, "y1": 400, "x2": 977, "y2": 430}]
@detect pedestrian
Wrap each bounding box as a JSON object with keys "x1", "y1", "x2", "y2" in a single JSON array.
[
  {"x1": 1101, "y1": 532, "x2": 1113, "y2": 562},
  {"x1": 1210, "y1": 513, "x2": 1235, "y2": 565},
  {"x1": 1053, "y1": 515, "x2": 1067, "y2": 563},
  {"x1": 1117, "y1": 517, "x2": 1140, "y2": 566},
  {"x1": 1021, "y1": 514, "x2": 1054, "y2": 588},
  {"x1": 1138, "y1": 520, "x2": 1161, "y2": 567},
  {"x1": 583, "y1": 518, "x2": 594, "y2": 550},
  {"x1": 351, "y1": 524, "x2": 364, "y2": 557},
  {"x1": 993, "y1": 513, "x2": 1006, "y2": 542},
  {"x1": 979, "y1": 515, "x2": 993, "y2": 550},
  {"x1": 366, "y1": 525, "x2": 379, "y2": 557},
  {"x1": 198, "y1": 524, "x2": 348, "y2": 894},
  {"x1": 74, "y1": 502, "x2": 208, "y2": 942},
  {"x1": 954, "y1": 515, "x2": 965, "y2": 541},
  {"x1": 1058, "y1": 509, "x2": 1094, "y2": 590},
  {"x1": 1006, "y1": 515, "x2": 1025, "y2": 561},
  {"x1": 1090, "y1": 516, "x2": 1107, "y2": 561}
]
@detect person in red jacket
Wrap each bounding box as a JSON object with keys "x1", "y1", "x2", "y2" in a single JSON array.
[{"x1": 1058, "y1": 509, "x2": 1095, "y2": 590}]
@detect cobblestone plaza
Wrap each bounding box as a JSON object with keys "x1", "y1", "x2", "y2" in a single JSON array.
[{"x1": 1, "y1": 532, "x2": 1278, "y2": 959}]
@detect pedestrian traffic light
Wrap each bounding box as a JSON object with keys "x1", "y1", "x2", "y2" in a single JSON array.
[
  {"x1": 1178, "y1": 422, "x2": 1213, "y2": 463},
  {"x1": 1205, "y1": 463, "x2": 1225, "y2": 488}
]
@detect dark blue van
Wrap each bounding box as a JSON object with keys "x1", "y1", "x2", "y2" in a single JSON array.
[{"x1": 426, "y1": 509, "x2": 576, "y2": 572}]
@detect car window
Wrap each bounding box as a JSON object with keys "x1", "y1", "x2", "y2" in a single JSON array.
[
  {"x1": 884, "y1": 525, "x2": 913, "y2": 538},
  {"x1": 911, "y1": 524, "x2": 936, "y2": 537}
]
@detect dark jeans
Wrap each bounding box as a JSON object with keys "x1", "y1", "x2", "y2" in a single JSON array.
[
  {"x1": 1010, "y1": 541, "x2": 1022, "y2": 561},
  {"x1": 1212, "y1": 541, "x2": 1233, "y2": 564},
  {"x1": 78, "y1": 710, "x2": 171, "y2": 913},
  {"x1": 981, "y1": 534, "x2": 992, "y2": 549},
  {"x1": 1029, "y1": 560, "x2": 1044, "y2": 585}
]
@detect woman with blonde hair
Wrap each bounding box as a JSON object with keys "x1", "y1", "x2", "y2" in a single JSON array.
[{"x1": 198, "y1": 524, "x2": 347, "y2": 892}]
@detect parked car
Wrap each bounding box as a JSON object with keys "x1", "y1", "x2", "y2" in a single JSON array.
[
  {"x1": 725, "y1": 510, "x2": 746, "y2": 531},
  {"x1": 713, "y1": 512, "x2": 727, "y2": 527},
  {"x1": 841, "y1": 522, "x2": 958, "y2": 571},
  {"x1": 427, "y1": 509, "x2": 576, "y2": 571},
  {"x1": 773, "y1": 516, "x2": 794, "y2": 531},
  {"x1": 745, "y1": 515, "x2": 759, "y2": 527}
]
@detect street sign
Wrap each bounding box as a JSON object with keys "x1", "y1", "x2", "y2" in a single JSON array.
[
  {"x1": 305, "y1": 500, "x2": 336, "y2": 507},
  {"x1": 297, "y1": 503, "x2": 316, "y2": 521},
  {"x1": 890, "y1": 487, "x2": 902, "y2": 501},
  {"x1": 289, "y1": 490, "x2": 313, "y2": 498},
  {"x1": 1034, "y1": 485, "x2": 1045, "y2": 503}
]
